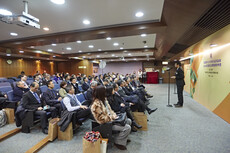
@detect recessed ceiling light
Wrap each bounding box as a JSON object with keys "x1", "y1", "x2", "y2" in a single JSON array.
[
  {"x1": 128, "y1": 53, "x2": 132, "y2": 56},
  {"x1": 51, "y1": 44, "x2": 56, "y2": 46},
  {"x1": 135, "y1": 12, "x2": 144, "y2": 17},
  {"x1": 47, "y1": 49, "x2": 53, "y2": 52},
  {"x1": 77, "y1": 40, "x2": 82, "y2": 43},
  {"x1": 62, "y1": 52, "x2": 65, "y2": 54},
  {"x1": 139, "y1": 26, "x2": 146, "y2": 30},
  {"x1": 82, "y1": 56, "x2": 86, "y2": 58},
  {"x1": 210, "y1": 44, "x2": 218, "y2": 47},
  {"x1": 53, "y1": 55, "x2": 56, "y2": 57},
  {"x1": 88, "y1": 45, "x2": 94, "y2": 48},
  {"x1": 141, "y1": 34, "x2": 147, "y2": 37},
  {"x1": 50, "y1": 0, "x2": 65, "y2": 5},
  {"x1": 78, "y1": 50, "x2": 82, "y2": 53},
  {"x1": 10, "y1": 32, "x2": 18, "y2": 36},
  {"x1": 19, "y1": 50, "x2": 24, "y2": 53},
  {"x1": 144, "y1": 45, "x2": 148, "y2": 48},
  {"x1": 66, "y1": 47, "x2": 72, "y2": 50},
  {"x1": 43, "y1": 27, "x2": 49, "y2": 31},
  {"x1": 124, "y1": 50, "x2": 128, "y2": 53},
  {"x1": 106, "y1": 37, "x2": 111, "y2": 40},
  {"x1": 120, "y1": 47, "x2": 123, "y2": 50},
  {"x1": 6, "y1": 54, "x2": 11, "y2": 56},
  {"x1": 134, "y1": 58, "x2": 137, "y2": 60},
  {"x1": 113, "y1": 43, "x2": 119, "y2": 46},
  {"x1": 0, "y1": 9, "x2": 12, "y2": 16},
  {"x1": 98, "y1": 49, "x2": 102, "y2": 51},
  {"x1": 96, "y1": 55, "x2": 100, "y2": 57},
  {"x1": 87, "y1": 53, "x2": 91, "y2": 55},
  {"x1": 83, "y1": 19, "x2": 90, "y2": 25},
  {"x1": 35, "y1": 50, "x2": 42, "y2": 53},
  {"x1": 112, "y1": 54, "x2": 115, "y2": 56},
  {"x1": 30, "y1": 56, "x2": 33, "y2": 58},
  {"x1": 30, "y1": 46, "x2": 35, "y2": 48}
]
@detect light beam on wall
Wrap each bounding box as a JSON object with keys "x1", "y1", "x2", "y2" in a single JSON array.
[{"x1": 180, "y1": 43, "x2": 230, "y2": 61}]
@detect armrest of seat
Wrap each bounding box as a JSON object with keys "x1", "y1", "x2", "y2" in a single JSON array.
[
  {"x1": 5, "y1": 101, "x2": 18, "y2": 109},
  {"x1": 22, "y1": 109, "x2": 36, "y2": 127},
  {"x1": 47, "y1": 100, "x2": 59, "y2": 105}
]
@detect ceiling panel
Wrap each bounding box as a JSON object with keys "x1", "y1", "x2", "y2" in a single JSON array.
[
  {"x1": 32, "y1": 34, "x2": 156, "y2": 54},
  {"x1": 0, "y1": 0, "x2": 164, "y2": 41}
]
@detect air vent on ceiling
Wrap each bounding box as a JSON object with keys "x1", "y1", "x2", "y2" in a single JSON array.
[
  {"x1": 178, "y1": 0, "x2": 230, "y2": 46},
  {"x1": 168, "y1": 43, "x2": 189, "y2": 54}
]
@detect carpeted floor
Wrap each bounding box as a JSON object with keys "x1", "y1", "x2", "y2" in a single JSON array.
[{"x1": 1, "y1": 84, "x2": 230, "y2": 153}]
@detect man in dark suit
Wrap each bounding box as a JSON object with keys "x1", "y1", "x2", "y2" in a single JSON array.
[
  {"x1": 42, "y1": 80, "x2": 62, "y2": 116},
  {"x1": 82, "y1": 77, "x2": 90, "y2": 91},
  {"x1": 172, "y1": 61, "x2": 185, "y2": 107},
  {"x1": 85, "y1": 81, "x2": 97, "y2": 105},
  {"x1": 13, "y1": 81, "x2": 29, "y2": 101},
  {"x1": 21, "y1": 82, "x2": 57, "y2": 134},
  {"x1": 70, "y1": 77, "x2": 80, "y2": 94}
]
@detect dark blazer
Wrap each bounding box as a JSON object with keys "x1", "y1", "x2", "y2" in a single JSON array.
[
  {"x1": 13, "y1": 86, "x2": 29, "y2": 101},
  {"x1": 71, "y1": 83, "x2": 80, "y2": 94},
  {"x1": 123, "y1": 87, "x2": 132, "y2": 96},
  {"x1": 21, "y1": 91, "x2": 45, "y2": 110},
  {"x1": 175, "y1": 67, "x2": 185, "y2": 86},
  {"x1": 42, "y1": 89, "x2": 60, "y2": 105},
  {"x1": 131, "y1": 81, "x2": 137, "y2": 88},
  {"x1": 117, "y1": 87, "x2": 127, "y2": 97},
  {"x1": 82, "y1": 82, "x2": 90, "y2": 91},
  {"x1": 0, "y1": 91, "x2": 5, "y2": 97},
  {"x1": 108, "y1": 95, "x2": 126, "y2": 113},
  {"x1": 99, "y1": 79, "x2": 103, "y2": 85},
  {"x1": 85, "y1": 88, "x2": 93, "y2": 105},
  {"x1": 42, "y1": 79, "x2": 49, "y2": 86},
  {"x1": 113, "y1": 93, "x2": 129, "y2": 109}
]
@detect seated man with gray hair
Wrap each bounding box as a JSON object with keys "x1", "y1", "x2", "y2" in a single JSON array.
[
  {"x1": 62, "y1": 84, "x2": 91, "y2": 124},
  {"x1": 13, "y1": 81, "x2": 30, "y2": 101},
  {"x1": 85, "y1": 81, "x2": 97, "y2": 105}
]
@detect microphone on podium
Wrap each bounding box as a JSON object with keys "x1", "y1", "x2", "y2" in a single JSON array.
[{"x1": 166, "y1": 67, "x2": 172, "y2": 71}]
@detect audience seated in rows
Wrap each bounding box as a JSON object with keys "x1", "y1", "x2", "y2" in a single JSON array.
[{"x1": 59, "y1": 81, "x2": 67, "y2": 98}]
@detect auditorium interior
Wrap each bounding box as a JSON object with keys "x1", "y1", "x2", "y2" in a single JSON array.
[{"x1": 0, "y1": 0, "x2": 230, "y2": 153}]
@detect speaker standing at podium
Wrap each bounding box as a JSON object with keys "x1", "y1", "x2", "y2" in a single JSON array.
[{"x1": 171, "y1": 61, "x2": 185, "y2": 107}]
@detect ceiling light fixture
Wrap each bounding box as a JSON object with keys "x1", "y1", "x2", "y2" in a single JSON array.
[
  {"x1": 112, "y1": 54, "x2": 115, "y2": 56},
  {"x1": 96, "y1": 55, "x2": 100, "y2": 57},
  {"x1": 210, "y1": 44, "x2": 218, "y2": 47},
  {"x1": 141, "y1": 34, "x2": 147, "y2": 37},
  {"x1": 82, "y1": 56, "x2": 86, "y2": 58},
  {"x1": 120, "y1": 47, "x2": 123, "y2": 50},
  {"x1": 53, "y1": 55, "x2": 56, "y2": 57},
  {"x1": 135, "y1": 12, "x2": 144, "y2": 17},
  {"x1": 83, "y1": 19, "x2": 90, "y2": 25},
  {"x1": 0, "y1": 9, "x2": 12, "y2": 16},
  {"x1": 88, "y1": 45, "x2": 94, "y2": 48},
  {"x1": 106, "y1": 37, "x2": 111, "y2": 40},
  {"x1": 10, "y1": 32, "x2": 18, "y2": 36},
  {"x1": 144, "y1": 45, "x2": 148, "y2": 48},
  {"x1": 124, "y1": 50, "x2": 128, "y2": 53},
  {"x1": 66, "y1": 47, "x2": 72, "y2": 50},
  {"x1": 6, "y1": 54, "x2": 11, "y2": 56},
  {"x1": 50, "y1": 0, "x2": 65, "y2": 5},
  {"x1": 47, "y1": 49, "x2": 53, "y2": 52},
  {"x1": 98, "y1": 49, "x2": 102, "y2": 51},
  {"x1": 78, "y1": 50, "x2": 82, "y2": 53},
  {"x1": 19, "y1": 50, "x2": 24, "y2": 53},
  {"x1": 43, "y1": 27, "x2": 49, "y2": 31},
  {"x1": 113, "y1": 43, "x2": 119, "y2": 46},
  {"x1": 77, "y1": 40, "x2": 82, "y2": 43},
  {"x1": 51, "y1": 44, "x2": 56, "y2": 46},
  {"x1": 128, "y1": 53, "x2": 132, "y2": 56}
]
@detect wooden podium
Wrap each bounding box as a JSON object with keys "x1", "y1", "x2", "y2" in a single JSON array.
[{"x1": 146, "y1": 72, "x2": 159, "y2": 84}]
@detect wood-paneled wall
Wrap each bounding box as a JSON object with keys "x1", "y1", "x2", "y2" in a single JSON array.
[
  {"x1": 57, "y1": 60, "x2": 93, "y2": 76},
  {"x1": 0, "y1": 57, "x2": 57, "y2": 77}
]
